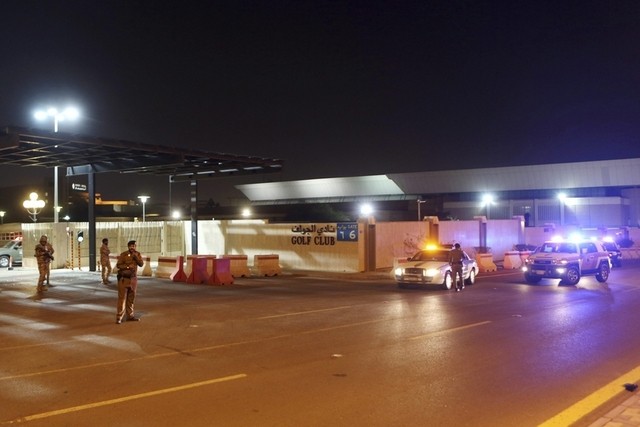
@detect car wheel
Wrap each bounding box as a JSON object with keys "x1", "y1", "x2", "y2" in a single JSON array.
[
  {"x1": 524, "y1": 273, "x2": 542, "y2": 284},
  {"x1": 596, "y1": 262, "x2": 610, "y2": 282},
  {"x1": 441, "y1": 271, "x2": 452, "y2": 290},
  {"x1": 465, "y1": 269, "x2": 476, "y2": 286},
  {"x1": 0, "y1": 256, "x2": 9, "y2": 268},
  {"x1": 563, "y1": 266, "x2": 581, "y2": 286}
]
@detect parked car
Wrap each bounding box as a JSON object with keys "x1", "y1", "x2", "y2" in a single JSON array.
[
  {"x1": 0, "y1": 238, "x2": 23, "y2": 268},
  {"x1": 601, "y1": 240, "x2": 622, "y2": 267},
  {"x1": 394, "y1": 246, "x2": 478, "y2": 289}
]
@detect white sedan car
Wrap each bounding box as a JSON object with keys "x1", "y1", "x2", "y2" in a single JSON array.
[{"x1": 394, "y1": 247, "x2": 478, "y2": 290}]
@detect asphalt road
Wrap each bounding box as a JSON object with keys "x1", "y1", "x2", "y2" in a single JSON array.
[{"x1": 1, "y1": 262, "x2": 639, "y2": 426}]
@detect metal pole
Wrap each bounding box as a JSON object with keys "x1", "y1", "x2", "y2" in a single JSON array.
[{"x1": 54, "y1": 117, "x2": 59, "y2": 223}]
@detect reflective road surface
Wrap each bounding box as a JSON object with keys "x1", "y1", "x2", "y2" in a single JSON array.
[{"x1": 1, "y1": 262, "x2": 639, "y2": 426}]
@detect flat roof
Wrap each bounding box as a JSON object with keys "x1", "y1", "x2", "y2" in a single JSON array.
[{"x1": 0, "y1": 125, "x2": 283, "y2": 181}]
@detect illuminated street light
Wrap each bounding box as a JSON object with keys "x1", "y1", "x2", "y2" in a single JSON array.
[
  {"x1": 481, "y1": 194, "x2": 495, "y2": 219},
  {"x1": 241, "y1": 208, "x2": 251, "y2": 218},
  {"x1": 23, "y1": 192, "x2": 46, "y2": 222},
  {"x1": 138, "y1": 195, "x2": 150, "y2": 222},
  {"x1": 171, "y1": 210, "x2": 181, "y2": 220},
  {"x1": 34, "y1": 106, "x2": 80, "y2": 132},
  {"x1": 360, "y1": 203, "x2": 373, "y2": 216},
  {"x1": 0, "y1": 211, "x2": 5, "y2": 225},
  {"x1": 34, "y1": 105, "x2": 80, "y2": 224}
]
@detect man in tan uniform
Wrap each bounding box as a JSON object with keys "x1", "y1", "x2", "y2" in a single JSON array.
[
  {"x1": 449, "y1": 243, "x2": 465, "y2": 292},
  {"x1": 115, "y1": 240, "x2": 144, "y2": 324},
  {"x1": 100, "y1": 238, "x2": 112, "y2": 285},
  {"x1": 34, "y1": 235, "x2": 54, "y2": 292}
]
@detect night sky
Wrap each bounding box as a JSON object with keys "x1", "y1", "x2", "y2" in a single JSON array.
[{"x1": 1, "y1": 0, "x2": 639, "y2": 204}]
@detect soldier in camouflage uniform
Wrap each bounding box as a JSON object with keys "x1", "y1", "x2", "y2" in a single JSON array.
[
  {"x1": 100, "y1": 238, "x2": 112, "y2": 285},
  {"x1": 34, "y1": 235, "x2": 54, "y2": 292}
]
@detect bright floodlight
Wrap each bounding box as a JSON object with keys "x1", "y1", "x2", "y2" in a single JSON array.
[
  {"x1": 241, "y1": 208, "x2": 251, "y2": 218},
  {"x1": 63, "y1": 107, "x2": 80, "y2": 120},
  {"x1": 34, "y1": 110, "x2": 48, "y2": 121},
  {"x1": 360, "y1": 203, "x2": 373, "y2": 216},
  {"x1": 482, "y1": 194, "x2": 494, "y2": 205},
  {"x1": 138, "y1": 195, "x2": 150, "y2": 222},
  {"x1": 34, "y1": 105, "x2": 80, "y2": 132},
  {"x1": 557, "y1": 192, "x2": 567, "y2": 202}
]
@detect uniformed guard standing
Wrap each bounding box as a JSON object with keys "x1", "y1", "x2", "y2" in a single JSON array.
[
  {"x1": 100, "y1": 238, "x2": 112, "y2": 285},
  {"x1": 115, "y1": 240, "x2": 144, "y2": 324},
  {"x1": 449, "y1": 243, "x2": 465, "y2": 292},
  {"x1": 34, "y1": 235, "x2": 55, "y2": 292}
]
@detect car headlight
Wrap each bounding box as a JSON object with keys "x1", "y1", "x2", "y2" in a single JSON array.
[
  {"x1": 394, "y1": 267, "x2": 403, "y2": 276},
  {"x1": 425, "y1": 268, "x2": 439, "y2": 277}
]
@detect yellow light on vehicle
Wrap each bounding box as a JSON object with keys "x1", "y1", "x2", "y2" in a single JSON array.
[{"x1": 424, "y1": 244, "x2": 438, "y2": 250}]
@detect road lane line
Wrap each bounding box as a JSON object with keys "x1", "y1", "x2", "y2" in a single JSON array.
[
  {"x1": 408, "y1": 320, "x2": 492, "y2": 340},
  {"x1": 539, "y1": 364, "x2": 640, "y2": 426},
  {"x1": 0, "y1": 340, "x2": 76, "y2": 352},
  {"x1": 1, "y1": 374, "x2": 247, "y2": 425},
  {"x1": 257, "y1": 305, "x2": 354, "y2": 319}
]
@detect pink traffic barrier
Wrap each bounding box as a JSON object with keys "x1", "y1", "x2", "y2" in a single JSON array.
[
  {"x1": 207, "y1": 258, "x2": 234, "y2": 285},
  {"x1": 186, "y1": 256, "x2": 208, "y2": 284},
  {"x1": 170, "y1": 256, "x2": 187, "y2": 282}
]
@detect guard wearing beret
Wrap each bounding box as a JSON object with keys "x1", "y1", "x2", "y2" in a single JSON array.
[{"x1": 115, "y1": 240, "x2": 144, "y2": 324}]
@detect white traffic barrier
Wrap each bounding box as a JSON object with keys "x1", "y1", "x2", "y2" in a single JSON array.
[
  {"x1": 503, "y1": 251, "x2": 522, "y2": 269},
  {"x1": 253, "y1": 254, "x2": 282, "y2": 276},
  {"x1": 476, "y1": 253, "x2": 497, "y2": 272},
  {"x1": 155, "y1": 256, "x2": 180, "y2": 279}
]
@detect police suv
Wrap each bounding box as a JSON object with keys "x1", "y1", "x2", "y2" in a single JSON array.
[{"x1": 522, "y1": 239, "x2": 611, "y2": 286}]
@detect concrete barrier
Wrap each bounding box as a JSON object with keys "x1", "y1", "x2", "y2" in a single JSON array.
[
  {"x1": 621, "y1": 248, "x2": 639, "y2": 260},
  {"x1": 170, "y1": 256, "x2": 188, "y2": 282},
  {"x1": 222, "y1": 254, "x2": 251, "y2": 277},
  {"x1": 253, "y1": 254, "x2": 282, "y2": 276},
  {"x1": 476, "y1": 253, "x2": 497, "y2": 272},
  {"x1": 184, "y1": 255, "x2": 198, "y2": 277},
  {"x1": 207, "y1": 258, "x2": 234, "y2": 285},
  {"x1": 139, "y1": 256, "x2": 152, "y2": 277},
  {"x1": 503, "y1": 251, "x2": 522, "y2": 269},
  {"x1": 156, "y1": 256, "x2": 179, "y2": 279},
  {"x1": 186, "y1": 256, "x2": 209, "y2": 284}
]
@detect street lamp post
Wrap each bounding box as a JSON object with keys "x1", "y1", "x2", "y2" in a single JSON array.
[
  {"x1": 0, "y1": 211, "x2": 5, "y2": 225},
  {"x1": 34, "y1": 106, "x2": 80, "y2": 223},
  {"x1": 138, "y1": 196, "x2": 150, "y2": 222},
  {"x1": 417, "y1": 199, "x2": 426, "y2": 221},
  {"x1": 23, "y1": 192, "x2": 46, "y2": 222}
]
